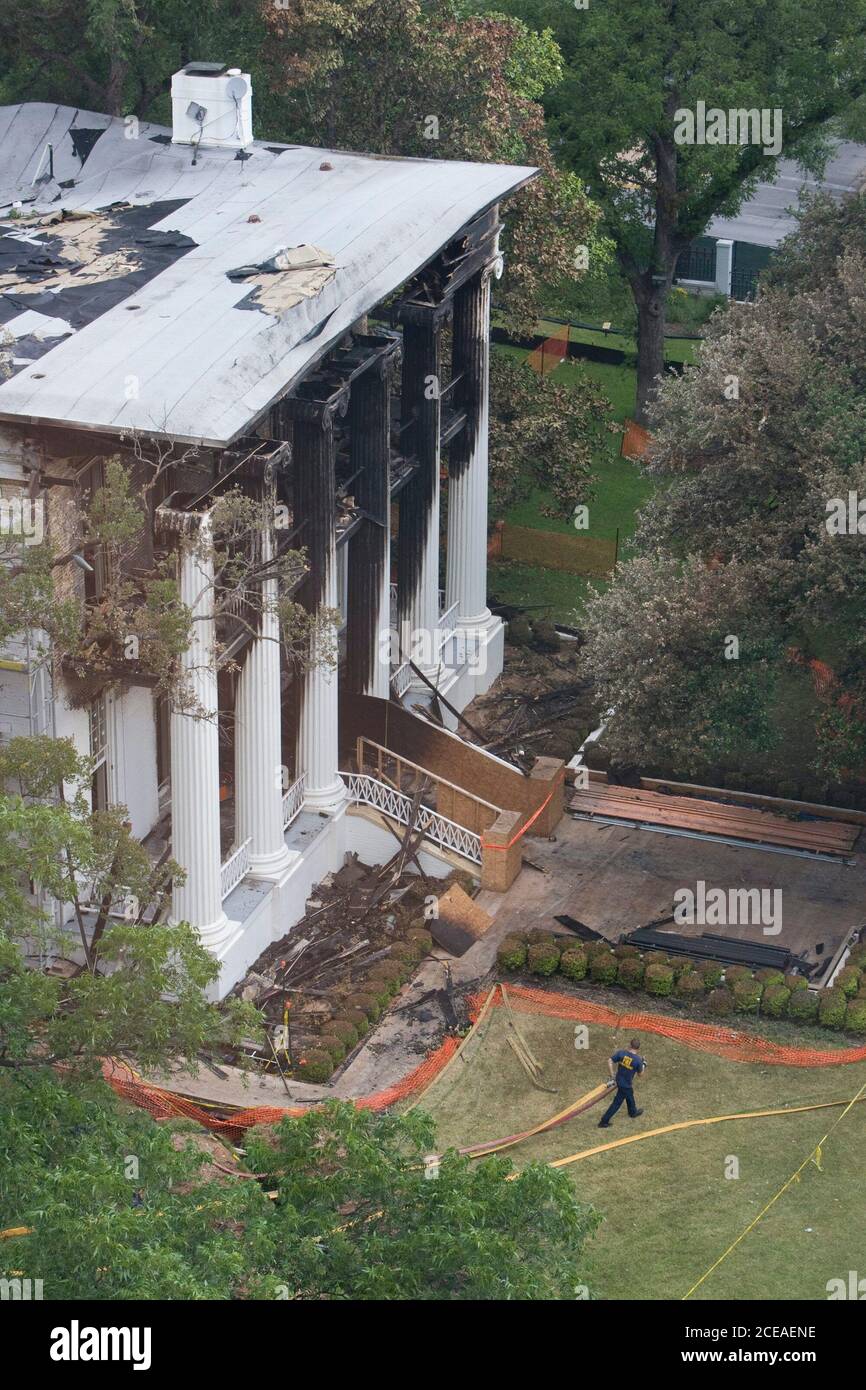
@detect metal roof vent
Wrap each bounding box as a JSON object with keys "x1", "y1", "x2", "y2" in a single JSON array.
[{"x1": 170, "y1": 64, "x2": 252, "y2": 149}]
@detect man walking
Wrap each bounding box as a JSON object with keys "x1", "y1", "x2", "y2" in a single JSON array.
[{"x1": 598, "y1": 1037, "x2": 646, "y2": 1127}]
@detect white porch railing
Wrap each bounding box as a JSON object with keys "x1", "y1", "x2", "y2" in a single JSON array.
[
  {"x1": 438, "y1": 600, "x2": 459, "y2": 648},
  {"x1": 220, "y1": 838, "x2": 251, "y2": 901},
  {"x1": 342, "y1": 772, "x2": 483, "y2": 864},
  {"x1": 282, "y1": 773, "x2": 306, "y2": 829},
  {"x1": 391, "y1": 660, "x2": 413, "y2": 699}
]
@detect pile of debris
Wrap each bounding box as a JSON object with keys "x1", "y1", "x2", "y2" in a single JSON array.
[
  {"x1": 464, "y1": 639, "x2": 596, "y2": 765},
  {"x1": 227, "y1": 854, "x2": 480, "y2": 1085}
]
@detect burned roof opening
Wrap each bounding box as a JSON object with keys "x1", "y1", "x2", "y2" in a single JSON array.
[
  {"x1": 69, "y1": 127, "x2": 106, "y2": 166},
  {"x1": 0, "y1": 199, "x2": 196, "y2": 374}
]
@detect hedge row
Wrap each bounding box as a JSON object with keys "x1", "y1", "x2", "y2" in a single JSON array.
[
  {"x1": 296, "y1": 928, "x2": 434, "y2": 1082},
  {"x1": 496, "y1": 932, "x2": 866, "y2": 1035}
]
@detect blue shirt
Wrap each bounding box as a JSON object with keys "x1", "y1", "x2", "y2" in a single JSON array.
[{"x1": 611, "y1": 1049, "x2": 645, "y2": 1089}]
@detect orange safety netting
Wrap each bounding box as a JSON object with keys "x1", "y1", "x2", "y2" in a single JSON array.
[
  {"x1": 467, "y1": 984, "x2": 866, "y2": 1068},
  {"x1": 102, "y1": 1035, "x2": 462, "y2": 1140},
  {"x1": 102, "y1": 983, "x2": 866, "y2": 1139}
]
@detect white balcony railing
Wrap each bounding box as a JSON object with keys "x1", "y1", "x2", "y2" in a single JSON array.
[
  {"x1": 342, "y1": 772, "x2": 482, "y2": 864},
  {"x1": 282, "y1": 773, "x2": 306, "y2": 829},
  {"x1": 391, "y1": 660, "x2": 413, "y2": 699},
  {"x1": 438, "y1": 600, "x2": 459, "y2": 648},
  {"x1": 220, "y1": 837, "x2": 251, "y2": 901}
]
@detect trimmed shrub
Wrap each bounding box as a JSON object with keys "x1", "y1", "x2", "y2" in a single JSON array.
[
  {"x1": 762, "y1": 985, "x2": 791, "y2": 1019},
  {"x1": 818, "y1": 989, "x2": 847, "y2": 1030},
  {"x1": 297, "y1": 1049, "x2": 333, "y2": 1083},
  {"x1": 644, "y1": 963, "x2": 674, "y2": 997},
  {"x1": 365, "y1": 975, "x2": 397, "y2": 1003},
  {"x1": 724, "y1": 965, "x2": 752, "y2": 985},
  {"x1": 560, "y1": 948, "x2": 588, "y2": 981},
  {"x1": 732, "y1": 977, "x2": 763, "y2": 1014},
  {"x1": 316, "y1": 1034, "x2": 346, "y2": 1065},
  {"x1": 390, "y1": 940, "x2": 420, "y2": 964},
  {"x1": 617, "y1": 957, "x2": 645, "y2": 991},
  {"x1": 497, "y1": 935, "x2": 528, "y2": 972},
  {"x1": 527, "y1": 941, "x2": 561, "y2": 977},
  {"x1": 613, "y1": 943, "x2": 640, "y2": 960},
  {"x1": 844, "y1": 998, "x2": 866, "y2": 1034},
  {"x1": 584, "y1": 941, "x2": 615, "y2": 964},
  {"x1": 787, "y1": 989, "x2": 819, "y2": 1022},
  {"x1": 784, "y1": 973, "x2": 808, "y2": 993},
  {"x1": 756, "y1": 968, "x2": 785, "y2": 987},
  {"x1": 340, "y1": 1008, "x2": 369, "y2": 1036},
  {"x1": 707, "y1": 988, "x2": 734, "y2": 1017},
  {"x1": 347, "y1": 991, "x2": 380, "y2": 1023},
  {"x1": 407, "y1": 928, "x2": 433, "y2": 954},
  {"x1": 589, "y1": 952, "x2": 619, "y2": 985},
  {"x1": 697, "y1": 960, "x2": 724, "y2": 989},
  {"x1": 528, "y1": 931, "x2": 561, "y2": 950},
  {"x1": 674, "y1": 971, "x2": 706, "y2": 1002},
  {"x1": 846, "y1": 942, "x2": 866, "y2": 970},
  {"x1": 329, "y1": 1018, "x2": 358, "y2": 1048},
  {"x1": 835, "y1": 966, "x2": 862, "y2": 998},
  {"x1": 644, "y1": 951, "x2": 672, "y2": 968},
  {"x1": 671, "y1": 956, "x2": 699, "y2": 980}
]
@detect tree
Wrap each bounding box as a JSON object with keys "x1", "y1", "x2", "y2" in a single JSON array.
[
  {"x1": 488, "y1": 349, "x2": 612, "y2": 519},
  {"x1": 579, "y1": 193, "x2": 866, "y2": 787},
  {"x1": 0, "y1": 454, "x2": 326, "y2": 710},
  {"x1": 485, "y1": 0, "x2": 866, "y2": 421},
  {"x1": 0, "y1": 1, "x2": 597, "y2": 334},
  {"x1": 260, "y1": 0, "x2": 597, "y2": 332},
  {"x1": 241, "y1": 1101, "x2": 599, "y2": 1300},
  {"x1": 0, "y1": 1, "x2": 265, "y2": 118}
]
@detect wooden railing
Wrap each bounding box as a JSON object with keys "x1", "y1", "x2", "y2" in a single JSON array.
[{"x1": 355, "y1": 736, "x2": 502, "y2": 837}]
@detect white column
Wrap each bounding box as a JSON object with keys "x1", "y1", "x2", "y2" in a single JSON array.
[
  {"x1": 171, "y1": 516, "x2": 230, "y2": 945},
  {"x1": 293, "y1": 399, "x2": 346, "y2": 815},
  {"x1": 234, "y1": 527, "x2": 293, "y2": 876},
  {"x1": 446, "y1": 263, "x2": 497, "y2": 631},
  {"x1": 397, "y1": 306, "x2": 444, "y2": 682}
]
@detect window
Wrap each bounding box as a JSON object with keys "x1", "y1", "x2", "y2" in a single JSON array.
[{"x1": 89, "y1": 696, "x2": 109, "y2": 811}]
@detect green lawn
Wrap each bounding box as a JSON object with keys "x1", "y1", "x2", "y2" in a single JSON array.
[
  {"x1": 419, "y1": 1004, "x2": 866, "y2": 1301},
  {"x1": 536, "y1": 319, "x2": 700, "y2": 366},
  {"x1": 490, "y1": 350, "x2": 658, "y2": 622}
]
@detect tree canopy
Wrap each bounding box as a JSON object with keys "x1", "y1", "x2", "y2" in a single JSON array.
[
  {"x1": 484, "y1": 0, "x2": 866, "y2": 419},
  {"x1": 579, "y1": 193, "x2": 866, "y2": 788}
]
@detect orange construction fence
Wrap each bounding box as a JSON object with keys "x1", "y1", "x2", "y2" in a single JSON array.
[{"x1": 102, "y1": 984, "x2": 866, "y2": 1139}]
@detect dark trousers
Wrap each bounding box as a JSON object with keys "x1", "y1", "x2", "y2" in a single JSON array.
[{"x1": 600, "y1": 1084, "x2": 638, "y2": 1124}]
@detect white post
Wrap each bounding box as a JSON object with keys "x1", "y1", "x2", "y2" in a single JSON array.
[
  {"x1": 234, "y1": 525, "x2": 293, "y2": 876},
  {"x1": 170, "y1": 516, "x2": 230, "y2": 944},
  {"x1": 715, "y1": 239, "x2": 734, "y2": 298}
]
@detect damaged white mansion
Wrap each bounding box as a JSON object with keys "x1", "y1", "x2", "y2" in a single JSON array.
[{"x1": 0, "y1": 67, "x2": 567, "y2": 995}]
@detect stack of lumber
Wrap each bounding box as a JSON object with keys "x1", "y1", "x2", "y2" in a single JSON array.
[{"x1": 569, "y1": 783, "x2": 860, "y2": 856}]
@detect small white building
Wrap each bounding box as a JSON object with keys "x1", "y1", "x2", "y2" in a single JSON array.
[{"x1": 0, "y1": 76, "x2": 544, "y2": 995}]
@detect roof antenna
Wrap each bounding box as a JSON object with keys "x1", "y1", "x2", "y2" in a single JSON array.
[{"x1": 31, "y1": 142, "x2": 55, "y2": 186}]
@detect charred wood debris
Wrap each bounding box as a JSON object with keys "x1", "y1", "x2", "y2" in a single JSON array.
[{"x1": 220, "y1": 843, "x2": 477, "y2": 1084}]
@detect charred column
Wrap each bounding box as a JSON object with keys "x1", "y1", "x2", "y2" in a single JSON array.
[
  {"x1": 346, "y1": 346, "x2": 399, "y2": 697},
  {"x1": 397, "y1": 301, "x2": 449, "y2": 679},
  {"x1": 287, "y1": 390, "x2": 347, "y2": 813},
  {"x1": 446, "y1": 262, "x2": 496, "y2": 629}
]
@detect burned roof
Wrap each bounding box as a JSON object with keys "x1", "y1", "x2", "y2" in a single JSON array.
[{"x1": 0, "y1": 103, "x2": 536, "y2": 446}]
